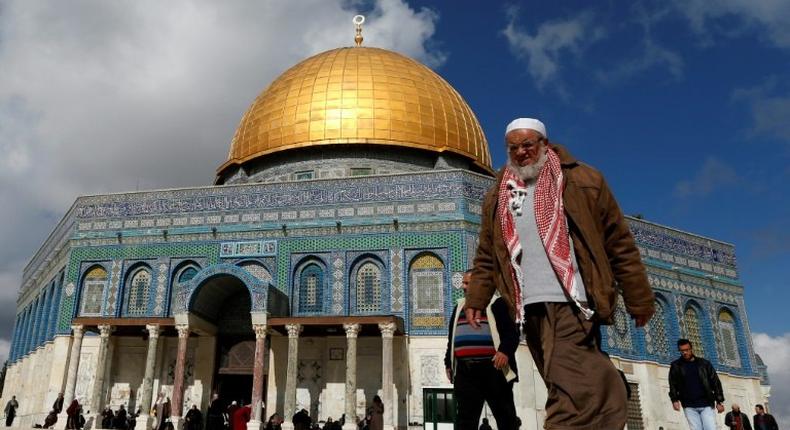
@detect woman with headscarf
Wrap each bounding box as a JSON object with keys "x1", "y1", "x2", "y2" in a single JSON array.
[
  {"x1": 65, "y1": 399, "x2": 81, "y2": 430},
  {"x1": 368, "y1": 396, "x2": 383, "y2": 430}
]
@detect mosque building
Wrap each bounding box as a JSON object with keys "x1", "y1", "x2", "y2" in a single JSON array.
[{"x1": 1, "y1": 18, "x2": 770, "y2": 430}]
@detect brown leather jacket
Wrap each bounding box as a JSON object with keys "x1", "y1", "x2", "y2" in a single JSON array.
[{"x1": 466, "y1": 144, "x2": 655, "y2": 324}]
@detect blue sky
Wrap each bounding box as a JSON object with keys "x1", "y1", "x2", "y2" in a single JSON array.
[{"x1": 397, "y1": 0, "x2": 790, "y2": 337}]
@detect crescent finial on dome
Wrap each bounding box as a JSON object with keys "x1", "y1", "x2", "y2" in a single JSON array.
[{"x1": 353, "y1": 15, "x2": 365, "y2": 46}]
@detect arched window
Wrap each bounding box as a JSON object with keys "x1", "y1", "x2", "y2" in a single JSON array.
[
  {"x1": 170, "y1": 265, "x2": 199, "y2": 316},
  {"x1": 239, "y1": 261, "x2": 273, "y2": 283},
  {"x1": 410, "y1": 253, "x2": 444, "y2": 314},
  {"x1": 683, "y1": 305, "x2": 705, "y2": 358},
  {"x1": 125, "y1": 268, "x2": 152, "y2": 316},
  {"x1": 355, "y1": 261, "x2": 382, "y2": 314},
  {"x1": 80, "y1": 266, "x2": 108, "y2": 316},
  {"x1": 718, "y1": 309, "x2": 740, "y2": 366},
  {"x1": 646, "y1": 299, "x2": 670, "y2": 357},
  {"x1": 298, "y1": 263, "x2": 324, "y2": 314}
]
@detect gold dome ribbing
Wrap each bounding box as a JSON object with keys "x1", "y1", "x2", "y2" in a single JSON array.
[{"x1": 218, "y1": 47, "x2": 492, "y2": 175}]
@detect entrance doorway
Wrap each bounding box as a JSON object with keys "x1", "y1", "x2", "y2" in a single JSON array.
[
  {"x1": 190, "y1": 274, "x2": 257, "y2": 407},
  {"x1": 423, "y1": 388, "x2": 455, "y2": 430}
]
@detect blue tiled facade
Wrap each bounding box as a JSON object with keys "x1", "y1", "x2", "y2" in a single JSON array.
[{"x1": 9, "y1": 169, "x2": 760, "y2": 380}]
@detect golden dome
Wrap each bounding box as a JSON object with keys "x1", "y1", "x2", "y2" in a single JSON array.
[{"x1": 218, "y1": 47, "x2": 492, "y2": 176}]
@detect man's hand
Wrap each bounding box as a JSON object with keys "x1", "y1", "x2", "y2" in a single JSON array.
[
  {"x1": 465, "y1": 307, "x2": 482, "y2": 329},
  {"x1": 633, "y1": 313, "x2": 651, "y2": 328},
  {"x1": 672, "y1": 401, "x2": 681, "y2": 412},
  {"x1": 716, "y1": 403, "x2": 725, "y2": 414},
  {"x1": 445, "y1": 368, "x2": 452, "y2": 382},
  {"x1": 492, "y1": 352, "x2": 509, "y2": 370}
]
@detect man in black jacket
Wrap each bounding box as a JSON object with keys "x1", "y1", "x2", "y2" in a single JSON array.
[
  {"x1": 668, "y1": 339, "x2": 725, "y2": 430},
  {"x1": 445, "y1": 271, "x2": 519, "y2": 430},
  {"x1": 725, "y1": 404, "x2": 752, "y2": 430}
]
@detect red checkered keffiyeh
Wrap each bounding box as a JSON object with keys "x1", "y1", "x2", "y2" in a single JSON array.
[{"x1": 497, "y1": 148, "x2": 593, "y2": 323}]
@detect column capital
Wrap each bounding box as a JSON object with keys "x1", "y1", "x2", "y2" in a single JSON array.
[
  {"x1": 98, "y1": 324, "x2": 114, "y2": 338},
  {"x1": 176, "y1": 324, "x2": 190, "y2": 338},
  {"x1": 146, "y1": 324, "x2": 161, "y2": 339},
  {"x1": 285, "y1": 323, "x2": 302, "y2": 338},
  {"x1": 343, "y1": 323, "x2": 361, "y2": 338},
  {"x1": 71, "y1": 324, "x2": 85, "y2": 338},
  {"x1": 253, "y1": 324, "x2": 268, "y2": 339},
  {"x1": 378, "y1": 322, "x2": 396, "y2": 338}
]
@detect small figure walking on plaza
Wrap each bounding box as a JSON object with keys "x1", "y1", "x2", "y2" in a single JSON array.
[
  {"x1": 753, "y1": 404, "x2": 779, "y2": 430},
  {"x1": 465, "y1": 117, "x2": 655, "y2": 430},
  {"x1": 65, "y1": 398, "x2": 81, "y2": 430},
  {"x1": 445, "y1": 270, "x2": 519, "y2": 429},
  {"x1": 669, "y1": 339, "x2": 725, "y2": 430},
  {"x1": 4, "y1": 395, "x2": 19, "y2": 427},
  {"x1": 207, "y1": 394, "x2": 225, "y2": 430},
  {"x1": 185, "y1": 405, "x2": 203, "y2": 430},
  {"x1": 154, "y1": 393, "x2": 171, "y2": 430},
  {"x1": 367, "y1": 396, "x2": 383, "y2": 430}
]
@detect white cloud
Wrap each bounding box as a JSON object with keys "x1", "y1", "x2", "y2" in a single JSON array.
[
  {"x1": 502, "y1": 8, "x2": 605, "y2": 91},
  {"x1": 753, "y1": 332, "x2": 790, "y2": 424},
  {"x1": 0, "y1": 0, "x2": 442, "y2": 340},
  {"x1": 675, "y1": 0, "x2": 790, "y2": 48},
  {"x1": 674, "y1": 157, "x2": 739, "y2": 198},
  {"x1": 732, "y1": 78, "x2": 790, "y2": 143}
]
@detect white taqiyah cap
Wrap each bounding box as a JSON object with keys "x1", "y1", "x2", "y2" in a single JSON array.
[{"x1": 505, "y1": 118, "x2": 546, "y2": 137}]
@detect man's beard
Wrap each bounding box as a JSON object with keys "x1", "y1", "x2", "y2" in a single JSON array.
[{"x1": 507, "y1": 147, "x2": 548, "y2": 181}]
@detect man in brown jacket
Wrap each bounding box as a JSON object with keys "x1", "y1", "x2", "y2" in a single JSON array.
[{"x1": 465, "y1": 117, "x2": 655, "y2": 430}]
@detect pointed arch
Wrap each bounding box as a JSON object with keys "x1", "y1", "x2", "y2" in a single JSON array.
[
  {"x1": 683, "y1": 302, "x2": 706, "y2": 358},
  {"x1": 124, "y1": 264, "x2": 153, "y2": 316},
  {"x1": 718, "y1": 307, "x2": 741, "y2": 367},
  {"x1": 350, "y1": 255, "x2": 385, "y2": 314},
  {"x1": 409, "y1": 252, "x2": 445, "y2": 314},
  {"x1": 169, "y1": 261, "x2": 202, "y2": 316},
  {"x1": 79, "y1": 265, "x2": 108, "y2": 316}
]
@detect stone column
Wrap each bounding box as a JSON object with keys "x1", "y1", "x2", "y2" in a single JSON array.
[
  {"x1": 280, "y1": 324, "x2": 302, "y2": 430},
  {"x1": 247, "y1": 324, "x2": 268, "y2": 430},
  {"x1": 170, "y1": 324, "x2": 190, "y2": 430},
  {"x1": 90, "y1": 325, "x2": 114, "y2": 429},
  {"x1": 342, "y1": 323, "x2": 361, "y2": 430},
  {"x1": 378, "y1": 322, "x2": 396, "y2": 430},
  {"x1": 138, "y1": 324, "x2": 161, "y2": 430},
  {"x1": 57, "y1": 325, "x2": 84, "y2": 430}
]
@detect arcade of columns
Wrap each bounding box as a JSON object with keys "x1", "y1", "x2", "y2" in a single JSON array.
[{"x1": 54, "y1": 321, "x2": 398, "y2": 430}]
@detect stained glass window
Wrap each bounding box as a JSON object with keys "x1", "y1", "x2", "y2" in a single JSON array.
[
  {"x1": 646, "y1": 300, "x2": 670, "y2": 357},
  {"x1": 684, "y1": 306, "x2": 705, "y2": 358},
  {"x1": 355, "y1": 262, "x2": 382, "y2": 313},
  {"x1": 718, "y1": 310, "x2": 740, "y2": 366},
  {"x1": 298, "y1": 263, "x2": 323, "y2": 314},
  {"x1": 410, "y1": 254, "x2": 444, "y2": 314},
  {"x1": 126, "y1": 268, "x2": 151, "y2": 316},
  {"x1": 80, "y1": 267, "x2": 107, "y2": 316}
]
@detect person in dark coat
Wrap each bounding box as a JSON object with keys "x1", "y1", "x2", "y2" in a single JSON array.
[
  {"x1": 725, "y1": 404, "x2": 753, "y2": 430},
  {"x1": 445, "y1": 271, "x2": 519, "y2": 430},
  {"x1": 102, "y1": 406, "x2": 115, "y2": 429},
  {"x1": 669, "y1": 339, "x2": 725, "y2": 430},
  {"x1": 478, "y1": 418, "x2": 492, "y2": 430},
  {"x1": 154, "y1": 395, "x2": 171, "y2": 430},
  {"x1": 53, "y1": 394, "x2": 65, "y2": 414},
  {"x1": 226, "y1": 401, "x2": 239, "y2": 429},
  {"x1": 292, "y1": 409, "x2": 310, "y2": 430},
  {"x1": 185, "y1": 405, "x2": 203, "y2": 430},
  {"x1": 4, "y1": 396, "x2": 19, "y2": 427},
  {"x1": 115, "y1": 405, "x2": 128, "y2": 430},
  {"x1": 206, "y1": 394, "x2": 224, "y2": 430},
  {"x1": 65, "y1": 399, "x2": 81, "y2": 430},
  {"x1": 753, "y1": 404, "x2": 779, "y2": 430},
  {"x1": 42, "y1": 410, "x2": 59, "y2": 428}
]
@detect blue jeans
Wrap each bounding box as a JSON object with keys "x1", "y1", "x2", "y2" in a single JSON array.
[{"x1": 684, "y1": 406, "x2": 717, "y2": 430}]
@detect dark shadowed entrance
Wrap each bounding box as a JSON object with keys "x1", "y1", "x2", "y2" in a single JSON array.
[{"x1": 190, "y1": 274, "x2": 256, "y2": 405}]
